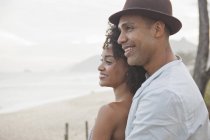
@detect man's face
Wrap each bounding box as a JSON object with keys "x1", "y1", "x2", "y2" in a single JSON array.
[{"x1": 117, "y1": 15, "x2": 156, "y2": 68}]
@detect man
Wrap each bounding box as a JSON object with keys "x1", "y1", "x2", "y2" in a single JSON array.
[{"x1": 109, "y1": 0, "x2": 210, "y2": 140}]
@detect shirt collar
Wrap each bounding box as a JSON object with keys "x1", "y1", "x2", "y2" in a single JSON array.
[{"x1": 134, "y1": 58, "x2": 182, "y2": 99}]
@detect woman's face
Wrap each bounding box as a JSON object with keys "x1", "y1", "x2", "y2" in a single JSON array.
[{"x1": 98, "y1": 46, "x2": 128, "y2": 88}]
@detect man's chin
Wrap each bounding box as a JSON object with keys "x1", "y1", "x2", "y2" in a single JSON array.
[{"x1": 127, "y1": 59, "x2": 136, "y2": 66}]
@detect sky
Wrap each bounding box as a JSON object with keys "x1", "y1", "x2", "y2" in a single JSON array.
[{"x1": 0, "y1": 0, "x2": 205, "y2": 72}]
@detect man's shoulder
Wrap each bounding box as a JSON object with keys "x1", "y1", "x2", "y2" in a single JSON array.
[{"x1": 147, "y1": 61, "x2": 196, "y2": 92}]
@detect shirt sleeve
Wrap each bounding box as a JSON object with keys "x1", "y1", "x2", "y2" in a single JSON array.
[{"x1": 126, "y1": 89, "x2": 187, "y2": 140}]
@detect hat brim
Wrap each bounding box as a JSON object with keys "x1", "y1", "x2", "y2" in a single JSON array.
[{"x1": 109, "y1": 9, "x2": 182, "y2": 35}]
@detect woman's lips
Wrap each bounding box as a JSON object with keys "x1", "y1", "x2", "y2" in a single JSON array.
[{"x1": 99, "y1": 73, "x2": 107, "y2": 79}]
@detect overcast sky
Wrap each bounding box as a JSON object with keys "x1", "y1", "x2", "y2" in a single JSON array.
[{"x1": 0, "y1": 0, "x2": 203, "y2": 72}]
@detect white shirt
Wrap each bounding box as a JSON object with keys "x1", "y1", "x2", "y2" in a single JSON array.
[{"x1": 126, "y1": 59, "x2": 210, "y2": 140}]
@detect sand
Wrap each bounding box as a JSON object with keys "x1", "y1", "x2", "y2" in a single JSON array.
[{"x1": 0, "y1": 90, "x2": 114, "y2": 140}]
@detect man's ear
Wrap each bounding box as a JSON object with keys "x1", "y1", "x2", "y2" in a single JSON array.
[{"x1": 152, "y1": 21, "x2": 165, "y2": 38}]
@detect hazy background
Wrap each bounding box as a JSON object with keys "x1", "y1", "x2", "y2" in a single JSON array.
[
  {"x1": 0, "y1": 0, "x2": 202, "y2": 73},
  {"x1": 0, "y1": 0, "x2": 209, "y2": 113},
  {"x1": 0, "y1": 2, "x2": 209, "y2": 140}
]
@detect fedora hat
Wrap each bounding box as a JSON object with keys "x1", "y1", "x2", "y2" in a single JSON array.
[{"x1": 109, "y1": 0, "x2": 182, "y2": 35}]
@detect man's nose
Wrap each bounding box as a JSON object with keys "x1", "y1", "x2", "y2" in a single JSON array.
[{"x1": 117, "y1": 31, "x2": 127, "y2": 45}]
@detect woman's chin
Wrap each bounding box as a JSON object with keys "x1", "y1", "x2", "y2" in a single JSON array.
[{"x1": 99, "y1": 82, "x2": 111, "y2": 87}]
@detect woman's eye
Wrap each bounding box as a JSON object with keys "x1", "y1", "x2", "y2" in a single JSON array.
[
  {"x1": 100, "y1": 58, "x2": 112, "y2": 65},
  {"x1": 106, "y1": 61, "x2": 112, "y2": 65}
]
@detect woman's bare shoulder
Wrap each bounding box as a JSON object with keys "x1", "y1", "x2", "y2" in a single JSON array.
[
  {"x1": 91, "y1": 102, "x2": 129, "y2": 140},
  {"x1": 97, "y1": 103, "x2": 118, "y2": 119},
  {"x1": 98, "y1": 102, "x2": 127, "y2": 121},
  {"x1": 96, "y1": 102, "x2": 123, "y2": 124},
  {"x1": 91, "y1": 103, "x2": 119, "y2": 139},
  {"x1": 100, "y1": 102, "x2": 125, "y2": 113}
]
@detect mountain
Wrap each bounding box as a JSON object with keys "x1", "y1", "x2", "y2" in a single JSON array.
[
  {"x1": 170, "y1": 37, "x2": 197, "y2": 53},
  {"x1": 68, "y1": 38, "x2": 206, "y2": 73},
  {"x1": 68, "y1": 55, "x2": 100, "y2": 73}
]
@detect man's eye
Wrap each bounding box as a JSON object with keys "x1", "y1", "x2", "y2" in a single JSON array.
[{"x1": 126, "y1": 26, "x2": 133, "y2": 31}]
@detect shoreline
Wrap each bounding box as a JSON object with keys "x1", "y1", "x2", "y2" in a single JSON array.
[
  {"x1": 0, "y1": 90, "x2": 114, "y2": 140},
  {"x1": 0, "y1": 88, "x2": 110, "y2": 114}
]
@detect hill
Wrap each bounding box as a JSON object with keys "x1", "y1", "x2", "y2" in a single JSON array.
[
  {"x1": 170, "y1": 37, "x2": 197, "y2": 53},
  {"x1": 68, "y1": 55, "x2": 100, "y2": 73},
  {"x1": 68, "y1": 38, "x2": 204, "y2": 73}
]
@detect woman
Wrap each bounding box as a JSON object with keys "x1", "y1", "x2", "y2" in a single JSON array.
[{"x1": 90, "y1": 24, "x2": 146, "y2": 140}]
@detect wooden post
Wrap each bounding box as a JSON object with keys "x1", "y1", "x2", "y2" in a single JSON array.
[
  {"x1": 85, "y1": 121, "x2": 89, "y2": 140},
  {"x1": 64, "y1": 123, "x2": 69, "y2": 140}
]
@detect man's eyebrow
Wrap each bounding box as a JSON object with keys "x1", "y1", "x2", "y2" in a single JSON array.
[{"x1": 118, "y1": 22, "x2": 135, "y2": 29}]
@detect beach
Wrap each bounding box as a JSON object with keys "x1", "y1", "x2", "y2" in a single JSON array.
[{"x1": 0, "y1": 90, "x2": 114, "y2": 140}]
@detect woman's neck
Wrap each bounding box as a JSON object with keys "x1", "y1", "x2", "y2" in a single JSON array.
[{"x1": 113, "y1": 83, "x2": 133, "y2": 102}]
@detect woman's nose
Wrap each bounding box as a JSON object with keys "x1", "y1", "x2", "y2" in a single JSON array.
[{"x1": 98, "y1": 63, "x2": 104, "y2": 71}]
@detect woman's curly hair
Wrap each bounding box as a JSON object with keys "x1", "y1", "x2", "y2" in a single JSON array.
[{"x1": 103, "y1": 23, "x2": 146, "y2": 94}]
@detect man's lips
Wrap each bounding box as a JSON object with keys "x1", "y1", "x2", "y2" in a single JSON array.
[{"x1": 123, "y1": 46, "x2": 133, "y2": 57}]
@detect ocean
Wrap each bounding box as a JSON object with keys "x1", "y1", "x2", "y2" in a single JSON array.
[{"x1": 0, "y1": 72, "x2": 106, "y2": 114}]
